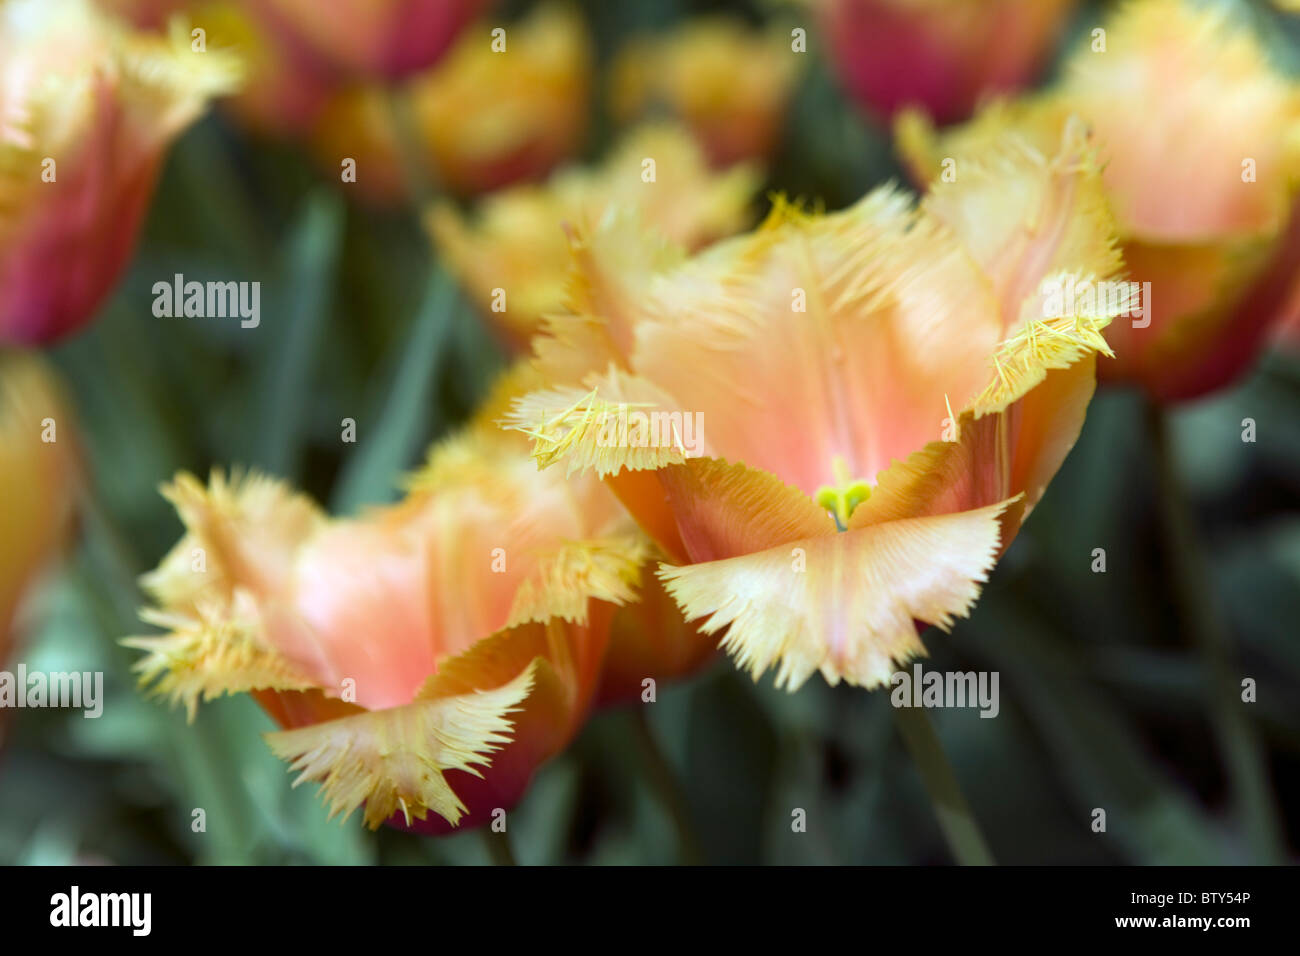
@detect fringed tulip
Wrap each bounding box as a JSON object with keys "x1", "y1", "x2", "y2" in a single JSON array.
[
  {"x1": 0, "y1": 0, "x2": 240, "y2": 344},
  {"x1": 610, "y1": 18, "x2": 802, "y2": 166},
  {"x1": 816, "y1": 0, "x2": 1078, "y2": 125},
  {"x1": 126, "y1": 369, "x2": 654, "y2": 832},
  {"x1": 897, "y1": 0, "x2": 1300, "y2": 401},
  {"x1": 248, "y1": 0, "x2": 490, "y2": 80},
  {"x1": 311, "y1": 3, "x2": 589, "y2": 202},
  {"x1": 507, "y1": 120, "x2": 1127, "y2": 690},
  {"x1": 429, "y1": 123, "x2": 760, "y2": 351}
]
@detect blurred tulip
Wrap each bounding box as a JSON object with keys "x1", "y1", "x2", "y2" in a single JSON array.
[
  {"x1": 506, "y1": 120, "x2": 1126, "y2": 690},
  {"x1": 192, "y1": 1, "x2": 340, "y2": 136},
  {"x1": 126, "y1": 367, "x2": 655, "y2": 832},
  {"x1": 311, "y1": 2, "x2": 589, "y2": 202},
  {"x1": 0, "y1": 353, "x2": 79, "y2": 674},
  {"x1": 816, "y1": 0, "x2": 1077, "y2": 125},
  {"x1": 429, "y1": 123, "x2": 761, "y2": 351},
  {"x1": 897, "y1": 0, "x2": 1300, "y2": 401},
  {"x1": 247, "y1": 0, "x2": 490, "y2": 80},
  {"x1": 96, "y1": 0, "x2": 337, "y2": 138},
  {"x1": 610, "y1": 17, "x2": 802, "y2": 166},
  {"x1": 0, "y1": 0, "x2": 240, "y2": 344}
]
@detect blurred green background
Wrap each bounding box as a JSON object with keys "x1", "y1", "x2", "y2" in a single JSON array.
[{"x1": 2, "y1": 0, "x2": 1299, "y2": 864}]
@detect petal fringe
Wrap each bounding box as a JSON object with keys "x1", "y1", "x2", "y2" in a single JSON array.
[
  {"x1": 659, "y1": 498, "x2": 1016, "y2": 690},
  {"x1": 265, "y1": 661, "x2": 539, "y2": 829}
]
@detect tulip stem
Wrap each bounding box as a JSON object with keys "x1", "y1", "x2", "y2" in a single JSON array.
[
  {"x1": 892, "y1": 704, "x2": 995, "y2": 865},
  {"x1": 1146, "y1": 401, "x2": 1283, "y2": 863},
  {"x1": 482, "y1": 827, "x2": 517, "y2": 866},
  {"x1": 628, "y1": 708, "x2": 705, "y2": 865}
]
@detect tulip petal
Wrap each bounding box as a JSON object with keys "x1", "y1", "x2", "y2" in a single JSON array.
[
  {"x1": 655, "y1": 457, "x2": 834, "y2": 563},
  {"x1": 505, "y1": 369, "x2": 699, "y2": 477},
  {"x1": 141, "y1": 470, "x2": 324, "y2": 612},
  {"x1": 125, "y1": 600, "x2": 319, "y2": 722},
  {"x1": 659, "y1": 498, "x2": 1016, "y2": 690},
  {"x1": 506, "y1": 534, "x2": 649, "y2": 627},
  {"x1": 265, "y1": 660, "x2": 539, "y2": 829},
  {"x1": 919, "y1": 116, "x2": 1123, "y2": 337}
]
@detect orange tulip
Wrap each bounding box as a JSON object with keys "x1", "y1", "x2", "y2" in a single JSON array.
[
  {"x1": 0, "y1": 353, "x2": 79, "y2": 685},
  {"x1": 815, "y1": 0, "x2": 1078, "y2": 125},
  {"x1": 897, "y1": 0, "x2": 1300, "y2": 401},
  {"x1": 429, "y1": 122, "x2": 760, "y2": 351},
  {"x1": 610, "y1": 17, "x2": 803, "y2": 166},
  {"x1": 0, "y1": 0, "x2": 240, "y2": 344},
  {"x1": 126, "y1": 369, "x2": 653, "y2": 832},
  {"x1": 311, "y1": 2, "x2": 590, "y2": 202},
  {"x1": 248, "y1": 0, "x2": 490, "y2": 80},
  {"x1": 507, "y1": 120, "x2": 1126, "y2": 690}
]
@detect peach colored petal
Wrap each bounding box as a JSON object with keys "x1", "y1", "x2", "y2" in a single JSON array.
[{"x1": 659, "y1": 498, "x2": 1016, "y2": 689}]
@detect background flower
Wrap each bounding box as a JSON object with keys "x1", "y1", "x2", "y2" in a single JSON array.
[
  {"x1": 429, "y1": 122, "x2": 760, "y2": 349},
  {"x1": 609, "y1": 17, "x2": 803, "y2": 166},
  {"x1": 816, "y1": 0, "x2": 1078, "y2": 125},
  {"x1": 897, "y1": 0, "x2": 1300, "y2": 401},
  {"x1": 0, "y1": 0, "x2": 239, "y2": 344},
  {"x1": 247, "y1": 0, "x2": 491, "y2": 80}
]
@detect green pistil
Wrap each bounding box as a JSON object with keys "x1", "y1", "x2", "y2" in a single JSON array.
[{"x1": 814, "y1": 456, "x2": 871, "y2": 532}]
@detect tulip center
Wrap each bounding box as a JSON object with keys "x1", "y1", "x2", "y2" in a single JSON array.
[{"x1": 814, "y1": 456, "x2": 871, "y2": 531}]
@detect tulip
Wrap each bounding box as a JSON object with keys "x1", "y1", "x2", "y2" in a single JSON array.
[
  {"x1": 429, "y1": 122, "x2": 761, "y2": 351},
  {"x1": 247, "y1": 0, "x2": 490, "y2": 80},
  {"x1": 0, "y1": 0, "x2": 240, "y2": 345},
  {"x1": 0, "y1": 353, "x2": 79, "y2": 680},
  {"x1": 897, "y1": 0, "x2": 1300, "y2": 401},
  {"x1": 506, "y1": 119, "x2": 1127, "y2": 690},
  {"x1": 126, "y1": 368, "x2": 653, "y2": 832},
  {"x1": 610, "y1": 17, "x2": 803, "y2": 166},
  {"x1": 194, "y1": 1, "x2": 340, "y2": 136},
  {"x1": 816, "y1": 0, "x2": 1078, "y2": 125},
  {"x1": 311, "y1": 2, "x2": 590, "y2": 202}
]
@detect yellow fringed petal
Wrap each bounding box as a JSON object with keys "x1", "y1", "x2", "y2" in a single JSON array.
[
  {"x1": 506, "y1": 535, "x2": 649, "y2": 627},
  {"x1": 966, "y1": 287, "x2": 1114, "y2": 417},
  {"x1": 124, "y1": 599, "x2": 318, "y2": 722},
  {"x1": 659, "y1": 498, "x2": 1017, "y2": 690},
  {"x1": 265, "y1": 661, "x2": 540, "y2": 829},
  {"x1": 920, "y1": 116, "x2": 1125, "y2": 337},
  {"x1": 141, "y1": 469, "x2": 324, "y2": 611},
  {"x1": 503, "y1": 370, "x2": 699, "y2": 477}
]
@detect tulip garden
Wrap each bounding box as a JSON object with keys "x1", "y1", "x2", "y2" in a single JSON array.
[{"x1": 1, "y1": 0, "x2": 1298, "y2": 867}]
